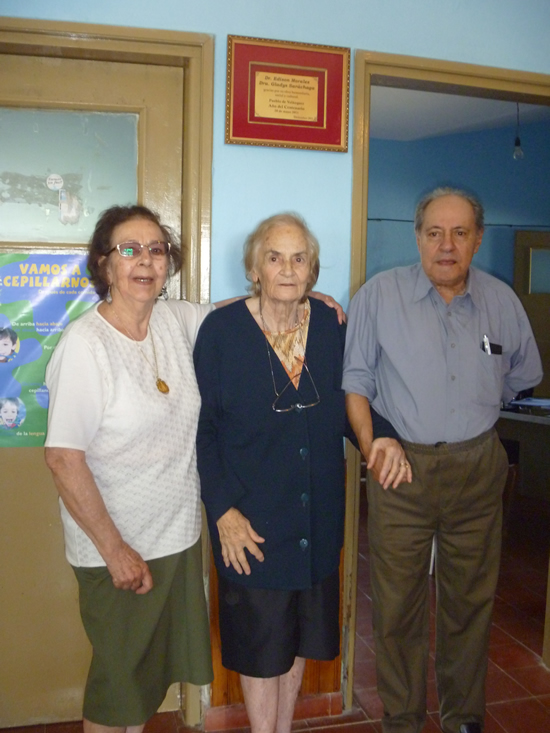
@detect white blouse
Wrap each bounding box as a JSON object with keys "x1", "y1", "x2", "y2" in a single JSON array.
[{"x1": 45, "y1": 299, "x2": 214, "y2": 567}]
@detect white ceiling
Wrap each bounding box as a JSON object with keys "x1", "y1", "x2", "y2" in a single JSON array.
[{"x1": 369, "y1": 86, "x2": 550, "y2": 141}]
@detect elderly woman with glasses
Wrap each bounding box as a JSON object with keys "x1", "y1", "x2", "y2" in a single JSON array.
[
  {"x1": 194, "y1": 213, "x2": 407, "y2": 733},
  {"x1": 44, "y1": 205, "x2": 216, "y2": 733}
]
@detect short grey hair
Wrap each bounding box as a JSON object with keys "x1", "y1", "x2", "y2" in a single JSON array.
[
  {"x1": 243, "y1": 212, "x2": 320, "y2": 297},
  {"x1": 414, "y1": 187, "x2": 484, "y2": 233}
]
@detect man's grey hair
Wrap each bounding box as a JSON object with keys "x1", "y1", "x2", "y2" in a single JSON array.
[{"x1": 414, "y1": 187, "x2": 485, "y2": 233}]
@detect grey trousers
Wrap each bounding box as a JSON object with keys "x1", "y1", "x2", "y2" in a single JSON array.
[{"x1": 367, "y1": 428, "x2": 508, "y2": 733}]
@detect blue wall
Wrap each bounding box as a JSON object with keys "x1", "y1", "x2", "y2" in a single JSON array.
[
  {"x1": 2, "y1": 0, "x2": 550, "y2": 306},
  {"x1": 367, "y1": 120, "x2": 550, "y2": 284}
]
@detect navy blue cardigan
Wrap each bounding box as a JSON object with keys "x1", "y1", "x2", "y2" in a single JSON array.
[{"x1": 194, "y1": 298, "x2": 392, "y2": 590}]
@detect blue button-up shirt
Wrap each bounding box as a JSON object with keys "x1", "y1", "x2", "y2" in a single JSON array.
[{"x1": 343, "y1": 264, "x2": 543, "y2": 444}]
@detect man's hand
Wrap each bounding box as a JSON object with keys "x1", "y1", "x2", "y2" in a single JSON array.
[
  {"x1": 368, "y1": 437, "x2": 412, "y2": 489},
  {"x1": 216, "y1": 507, "x2": 265, "y2": 575}
]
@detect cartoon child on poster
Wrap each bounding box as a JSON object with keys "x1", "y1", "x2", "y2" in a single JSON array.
[
  {"x1": 0, "y1": 316, "x2": 42, "y2": 397},
  {"x1": 0, "y1": 327, "x2": 18, "y2": 363},
  {"x1": 0, "y1": 397, "x2": 26, "y2": 429}
]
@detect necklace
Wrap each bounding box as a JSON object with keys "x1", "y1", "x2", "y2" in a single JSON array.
[
  {"x1": 259, "y1": 299, "x2": 319, "y2": 412},
  {"x1": 111, "y1": 307, "x2": 170, "y2": 394}
]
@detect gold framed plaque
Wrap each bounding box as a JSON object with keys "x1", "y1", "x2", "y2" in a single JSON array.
[{"x1": 226, "y1": 35, "x2": 350, "y2": 152}]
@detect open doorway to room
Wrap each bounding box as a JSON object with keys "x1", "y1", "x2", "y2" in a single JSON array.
[
  {"x1": 365, "y1": 87, "x2": 550, "y2": 284},
  {"x1": 341, "y1": 51, "x2": 550, "y2": 713}
]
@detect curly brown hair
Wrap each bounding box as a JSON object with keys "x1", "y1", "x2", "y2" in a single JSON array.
[{"x1": 87, "y1": 205, "x2": 184, "y2": 299}]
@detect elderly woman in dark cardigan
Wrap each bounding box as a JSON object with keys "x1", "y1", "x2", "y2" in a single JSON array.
[{"x1": 194, "y1": 213, "x2": 409, "y2": 733}]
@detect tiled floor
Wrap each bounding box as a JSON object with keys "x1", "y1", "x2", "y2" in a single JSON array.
[{"x1": 5, "y1": 493, "x2": 549, "y2": 733}]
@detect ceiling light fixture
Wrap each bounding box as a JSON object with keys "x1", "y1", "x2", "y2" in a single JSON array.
[{"x1": 513, "y1": 102, "x2": 524, "y2": 160}]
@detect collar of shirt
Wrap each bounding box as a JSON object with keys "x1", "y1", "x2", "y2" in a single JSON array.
[{"x1": 412, "y1": 263, "x2": 484, "y2": 312}]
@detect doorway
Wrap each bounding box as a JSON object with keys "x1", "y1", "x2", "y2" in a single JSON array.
[{"x1": 342, "y1": 50, "x2": 550, "y2": 710}]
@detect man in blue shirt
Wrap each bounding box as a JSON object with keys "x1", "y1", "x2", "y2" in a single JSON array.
[{"x1": 343, "y1": 187, "x2": 543, "y2": 733}]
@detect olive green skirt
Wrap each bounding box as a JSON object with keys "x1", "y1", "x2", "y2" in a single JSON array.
[{"x1": 73, "y1": 539, "x2": 213, "y2": 726}]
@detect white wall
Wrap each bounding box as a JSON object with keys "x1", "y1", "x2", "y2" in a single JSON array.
[{"x1": 2, "y1": 0, "x2": 550, "y2": 305}]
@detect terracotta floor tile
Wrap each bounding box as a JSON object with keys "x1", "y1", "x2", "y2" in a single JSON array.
[
  {"x1": 356, "y1": 594, "x2": 373, "y2": 612},
  {"x1": 423, "y1": 716, "x2": 442, "y2": 733},
  {"x1": 353, "y1": 687, "x2": 384, "y2": 721},
  {"x1": 507, "y1": 662, "x2": 550, "y2": 695},
  {"x1": 307, "y1": 723, "x2": 379, "y2": 733},
  {"x1": 204, "y1": 704, "x2": 250, "y2": 732},
  {"x1": 292, "y1": 695, "x2": 332, "y2": 721},
  {"x1": 305, "y1": 708, "x2": 368, "y2": 728},
  {"x1": 482, "y1": 711, "x2": 507, "y2": 733},
  {"x1": 354, "y1": 636, "x2": 376, "y2": 662},
  {"x1": 176, "y1": 716, "x2": 202, "y2": 733},
  {"x1": 485, "y1": 661, "x2": 530, "y2": 703},
  {"x1": 41, "y1": 724, "x2": 82, "y2": 733},
  {"x1": 427, "y1": 654, "x2": 436, "y2": 682},
  {"x1": 355, "y1": 612, "x2": 373, "y2": 639},
  {"x1": 486, "y1": 698, "x2": 550, "y2": 733},
  {"x1": 145, "y1": 712, "x2": 180, "y2": 733},
  {"x1": 290, "y1": 721, "x2": 310, "y2": 731},
  {"x1": 496, "y1": 576, "x2": 545, "y2": 601},
  {"x1": 488, "y1": 624, "x2": 516, "y2": 647},
  {"x1": 491, "y1": 596, "x2": 524, "y2": 623},
  {"x1": 491, "y1": 614, "x2": 544, "y2": 656},
  {"x1": 356, "y1": 587, "x2": 371, "y2": 604},
  {"x1": 353, "y1": 657, "x2": 377, "y2": 689},
  {"x1": 362, "y1": 723, "x2": 381, "y2": 733},
  {"x1": 489, "y1": 641, "x2": 542, "y2": 670},
  {"x1": 355, "y1": 632, "x2": 375, "y2": 647},
  {"x1": 426, "y1": 678, "x2": 439, "y2": 714},
  {"x1": 519, "y1": 565, "x2": 549, "y2": 582}
]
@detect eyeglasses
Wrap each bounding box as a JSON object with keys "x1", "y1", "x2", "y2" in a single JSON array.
[
  {"x1": 266, "y1": 347, "x2": 321, "y2": 413},
  {"x1": 108, "y1": 240, "x2": 171, "y2": 258}
]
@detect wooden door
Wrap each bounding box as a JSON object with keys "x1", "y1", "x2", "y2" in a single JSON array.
[{"x1": 0, "y1": 22, "x2": 213, "y2": 725}]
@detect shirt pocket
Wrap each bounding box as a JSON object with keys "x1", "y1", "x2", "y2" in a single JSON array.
[{"x1": 476, "y1": 351, "x2": 504, "y2": 407}]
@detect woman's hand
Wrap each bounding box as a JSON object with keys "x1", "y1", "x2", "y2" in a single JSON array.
[
  {"x1": 105, "y1": 541, "x2": 153, "y2": 594},
  {"x1": 309, "y1": 291, "x2": 346, "y2": 324},
  {"x1": 216, "y1": 507, "x2": 265, "y2": 576},
  {"x1": 45, "y1": 447, "x2": 154, "y2": 593},
  {"x1": 367, "y1": 437, "x2": 413, "y2": 490}
]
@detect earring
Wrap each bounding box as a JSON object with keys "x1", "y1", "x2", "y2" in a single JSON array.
[
  {"x1": 160, "y1": 284, "x2": 169, "y2": 300},
  {"x1": 105, "y1": 286, "x2": 112, "y2": 304}
]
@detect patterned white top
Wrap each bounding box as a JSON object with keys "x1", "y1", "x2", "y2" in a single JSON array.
[{"x1": 45, "y1": 299, "x2": 214, "y2": 567}]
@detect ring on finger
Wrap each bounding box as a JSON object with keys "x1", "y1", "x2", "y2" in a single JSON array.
[{"x1": 399, "y1": 461, "x2": 409, "y2": 468}]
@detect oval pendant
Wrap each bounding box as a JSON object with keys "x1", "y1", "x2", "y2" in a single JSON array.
[{"x1": 156, "y1": 378, "x2": 170, "y2": 394}]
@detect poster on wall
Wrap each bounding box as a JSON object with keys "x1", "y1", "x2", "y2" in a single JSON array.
[{"x1": 0, "y1": 248, "x2": 98, "y2": 447}]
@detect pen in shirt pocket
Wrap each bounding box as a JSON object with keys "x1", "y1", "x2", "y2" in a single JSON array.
[{"x1": 481, "y1": 335, "x2": 503, "y2": 355}]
